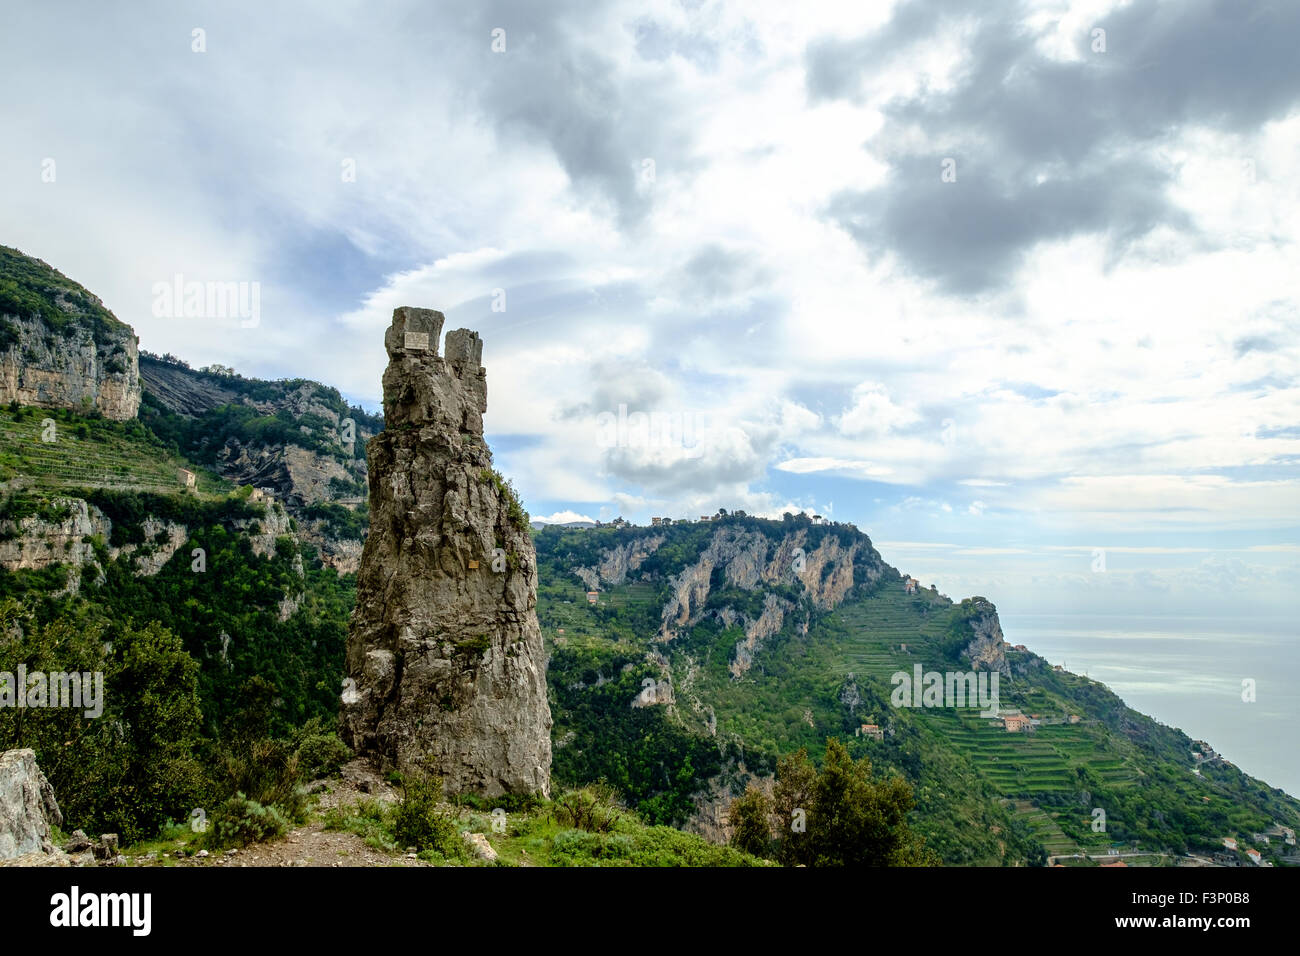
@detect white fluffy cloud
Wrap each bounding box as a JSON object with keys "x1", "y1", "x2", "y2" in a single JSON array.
[{"x1": 3, "y1": 0, "x2": 1297, "y2": 616}]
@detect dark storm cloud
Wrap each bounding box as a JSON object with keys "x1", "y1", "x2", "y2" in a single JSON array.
[{"x1": 811, "y1": 0, "x2": 1300, "y2": 293}]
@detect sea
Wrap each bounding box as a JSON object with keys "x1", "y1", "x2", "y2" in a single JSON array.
[{"x1": 1000, "y1": 614, "x2": 1300, "y2": 801}]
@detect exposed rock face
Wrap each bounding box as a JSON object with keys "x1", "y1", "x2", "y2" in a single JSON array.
[
  {"x1": 0, "y1": 314, "x2": 140, "y2": 420},
  {"x1": 574, "y1": 534, "x2": 665, "y2": 590},
  {"x1": 140, "y1": 355, "x2": 376, "y2": 518},
  {"x1": 0, "y1": 497, "x2": 108, "y2": 583},
  {"x1": 217, "y1": 440, "x2": 366, "y2": 508},
  {"x1": 728, "y1": 592, "x2": 795, "y2": 678},
  {"x1": 230, "y1": 501, "x2": 295, "y2": 558},
  {"x1": 959, "y1": 598, "x2": 1011, "y2": 676},
  {"x1": 138, "y1": 355, "x2": 240, "y2": 416},
  {"x1": 0, "y1": 496, "x2": 297, "y2": 601},
  {"x1": 340, "y1": 308, "x2": 551, "y2": 797},
  {"x1": 657, "y1": 525, "x2": 884, "y2": 647},
  {"x1": 0, "y1": 749, "x2": 63, "y2": 861},
  {"x1": 631, "y1": 676, "x2": 674, "y2": 708}
]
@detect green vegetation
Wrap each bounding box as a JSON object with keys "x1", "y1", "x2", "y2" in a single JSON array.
[
  {"x1": 391, "y1": 768, "x2": 465, "y2": 860},
  {"x1": 481, "y1": 467, "x2": 529, "y2": 531},
  {"x1": 202, "y1": 794, "x2": 290, "y2": 850},
  {"x1": 0, "y1": 602, "x2": 208, "y2": 844},
  {"x1": 0, "y1": 245, "x2": 129, "y2": 347},
  {"x1": 723, "y1": 739, "x2": 943, "y2": 866},
  {"x1": 531, "y1": 517, "x2": 1300, "y2": 865},
  {"x1": 5, "y1": 298, "x2": 1297, "y2": 866},
  {"x1": 0, "y1": 403, "x2": 230, "y2": 493},
  {"x1": 302, "y1": 501, "x2": 368, "y2": 540}
]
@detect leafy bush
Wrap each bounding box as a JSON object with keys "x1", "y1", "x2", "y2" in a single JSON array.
[
  {"x1": 551, "y1": 785, "x2": 624, "y2": 833},
  {"x1": 202, "y1": 793, "x2": 289, "y2": 849},
  {"x1": 322, "y1": 798, "x2": 396, "y2": 852},
  {"x1": 727, "y1": 784, "x2": 774, "y2": 858},
  {"x1": 392, "y1": 769, "x2": 463, "y2": 858},
  {"x1": 291, "y1": 717, "x2": 352, "y2": 779}
]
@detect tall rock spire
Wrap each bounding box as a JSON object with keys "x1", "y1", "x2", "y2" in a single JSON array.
[{"x1": 340, "y1": 307, "x2": 551, "y2": 796}]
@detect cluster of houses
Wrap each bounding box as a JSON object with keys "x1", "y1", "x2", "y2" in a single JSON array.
[
  {"x1": 1191, "y1": 740, "x2": 1235, "y2": 770},
  {"x1": 1215, "y1": 827, "x2": 1294, "y2": 866}
]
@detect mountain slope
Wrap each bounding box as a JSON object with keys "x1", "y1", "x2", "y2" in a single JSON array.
[
  {"x1": 0, "y1": 246, "x2": 140, "y2": 419},
  {"x1": 534, "y1": 517, "x2": 1300, "y2": 865}
]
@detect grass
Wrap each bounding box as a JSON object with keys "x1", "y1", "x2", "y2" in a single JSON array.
[
  {"x1": 316, "y1": 790, "x2": 771, "y2": 867},
  {"x1": 1, "y1": 406, "x2": 230, "y2": 495}
]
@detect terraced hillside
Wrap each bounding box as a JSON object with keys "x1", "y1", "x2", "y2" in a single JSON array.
[
  {"x1": 534, "y1": 519, "x2": 1300, "y2": 865},
  {"x1": 1, "y1": 406, "x2": 228, "y2": 495}
]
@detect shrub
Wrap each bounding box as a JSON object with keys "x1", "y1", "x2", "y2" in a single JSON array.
[
  {"x1": 392, "y1": 769, "x2": 463, "y2": 858},
  {"x1": 291, "y1": 717, "x2": 352, "y2": 779},
  {"x1": 203, "y1": 793, "x2": 289, "y2": 849},
  {"x1": 551, "y1": 785, "x2": 624, "y2": 834}
]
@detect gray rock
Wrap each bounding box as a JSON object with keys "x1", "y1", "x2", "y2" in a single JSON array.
[
  {"x1": 341, "y1": 309, "x2": 552, "y2": 798},
  {"x1": 462, "y1": 831, "x2": 498, "y2": 863},
  {"x1": 0, "y1": 749, "x2": 63, "y2": 861},
  {"x1": 0, "y1": 309, "x2": 141, "y2": 420}
]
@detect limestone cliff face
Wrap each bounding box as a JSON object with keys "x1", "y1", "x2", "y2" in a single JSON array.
[
  {"x1": 957, "y1": 598, "x2": 1011, "y2": 676},
  {"x1": 575, "y1": 534, "x2": 665, "y2": 590},
  {"x1": 654, "y1": 524, "x2": 883, "y2": 676},
  {"x1": 0, "y1": 314, "x2": 140, "y2": 420},
  {"x1": 0, "y1": 495, "x2": 294, "y2": 596},
  {"x1": 340, "y1": 308, "x2": 552, "y2": 797}
]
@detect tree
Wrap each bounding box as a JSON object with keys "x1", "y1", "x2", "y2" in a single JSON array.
[
  {"x1": 773, "y1": 747, "x2": 816, "y2": 866},
  {"x1": 771, "y1": 740, "x2": 939, "y2": 867},
  {"x1": 728, "y1": 784, "x2": 773, "y2": 858}
]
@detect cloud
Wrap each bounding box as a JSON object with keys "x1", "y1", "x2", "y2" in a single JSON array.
[
  {"x1": 835, "y1": 382, "x2": 922, "y2": 436},
  {"x1": 812, "y1": 0, "x2": 1300, "y2": 293},
  {"x1": 775, "y1": 457, "x2": 893, "y2": 479},
  {"x1": 532, "y1": 510, "x2": 598, "y2": 525}
]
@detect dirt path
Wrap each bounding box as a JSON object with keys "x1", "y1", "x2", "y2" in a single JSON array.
[{"x1": 138, "y1": 760, "x2": 435, "y2": 868}]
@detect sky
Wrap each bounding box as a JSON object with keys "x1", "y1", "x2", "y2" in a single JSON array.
[{"x1": 3, "y1": 0, "x2": 1299, "y2": 623}]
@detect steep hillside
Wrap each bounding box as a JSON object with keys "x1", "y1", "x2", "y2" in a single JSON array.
[
  {"x1": 138, "y1": 353, "x2": 382, "y2": 570},
  {"x1": 534, "y1": 517, "x2": 1300, "y2": 865},
  {"x1": 0, "y1": 246, "x2": 140, "y2": 419}
]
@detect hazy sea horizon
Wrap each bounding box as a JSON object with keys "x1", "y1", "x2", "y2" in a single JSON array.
[{"x1": 1000, "y1": 614, "x2": 1299, "y2": 801}]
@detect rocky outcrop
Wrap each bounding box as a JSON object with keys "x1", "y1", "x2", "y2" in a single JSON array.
[
  {"x1": 217, "y1": 440, "x2": 366, "y2": 509},
  {"x1": 959, "y1": 598, "x2": 1011, "y2": 676},
  {"x1": 658, "y1": 525, "x2": 883, "y2": 642},
  {"x1": 138, "y1": 356, "x2": 240, "y2": 416},
  {"x1": 0, "y1": 498, "x2": 108, "y2": 586},
  {"x1": 574, "y1": 534, "x2": 665, "y2": 590},
  {"x1": 317, "y1": 536, "x2": 363, "y2": 574},
  {"x1": 0, "y1": 749, "x2": 63, "y2": 861},
  {"x1": 631, "y1": 676, "x2": 674, "y2": 708},
  {"x1": 728, "y1": 592, "x2": 795, "y2": 678},
  {"x1": 230, "y1": 501, "x2": 295, "y2": 558},
  {"x1": 340, "y1": 308, "x2": 551, "y2": 798},
  {"x1": 0, "y1": 497, "x2": 302, "y2": 607},
  {"x1": 0, "y1": 314, "x2": 140, "y2": 420}
]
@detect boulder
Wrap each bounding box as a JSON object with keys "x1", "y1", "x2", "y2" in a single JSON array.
[{"x1": 0, "y1": 749, "x2": 63, "y2": 861}]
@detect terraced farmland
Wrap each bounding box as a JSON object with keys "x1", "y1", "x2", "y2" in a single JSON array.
[
  {"x1": 1008, "y1": 800, "x2": 1082, "y2": 857},
  {"x1": 0, "y1": 413, "x2": 228, "y2": 495},
  {"x1": 814, "y1": 582, "x2": 1142, "y2": 823}
]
